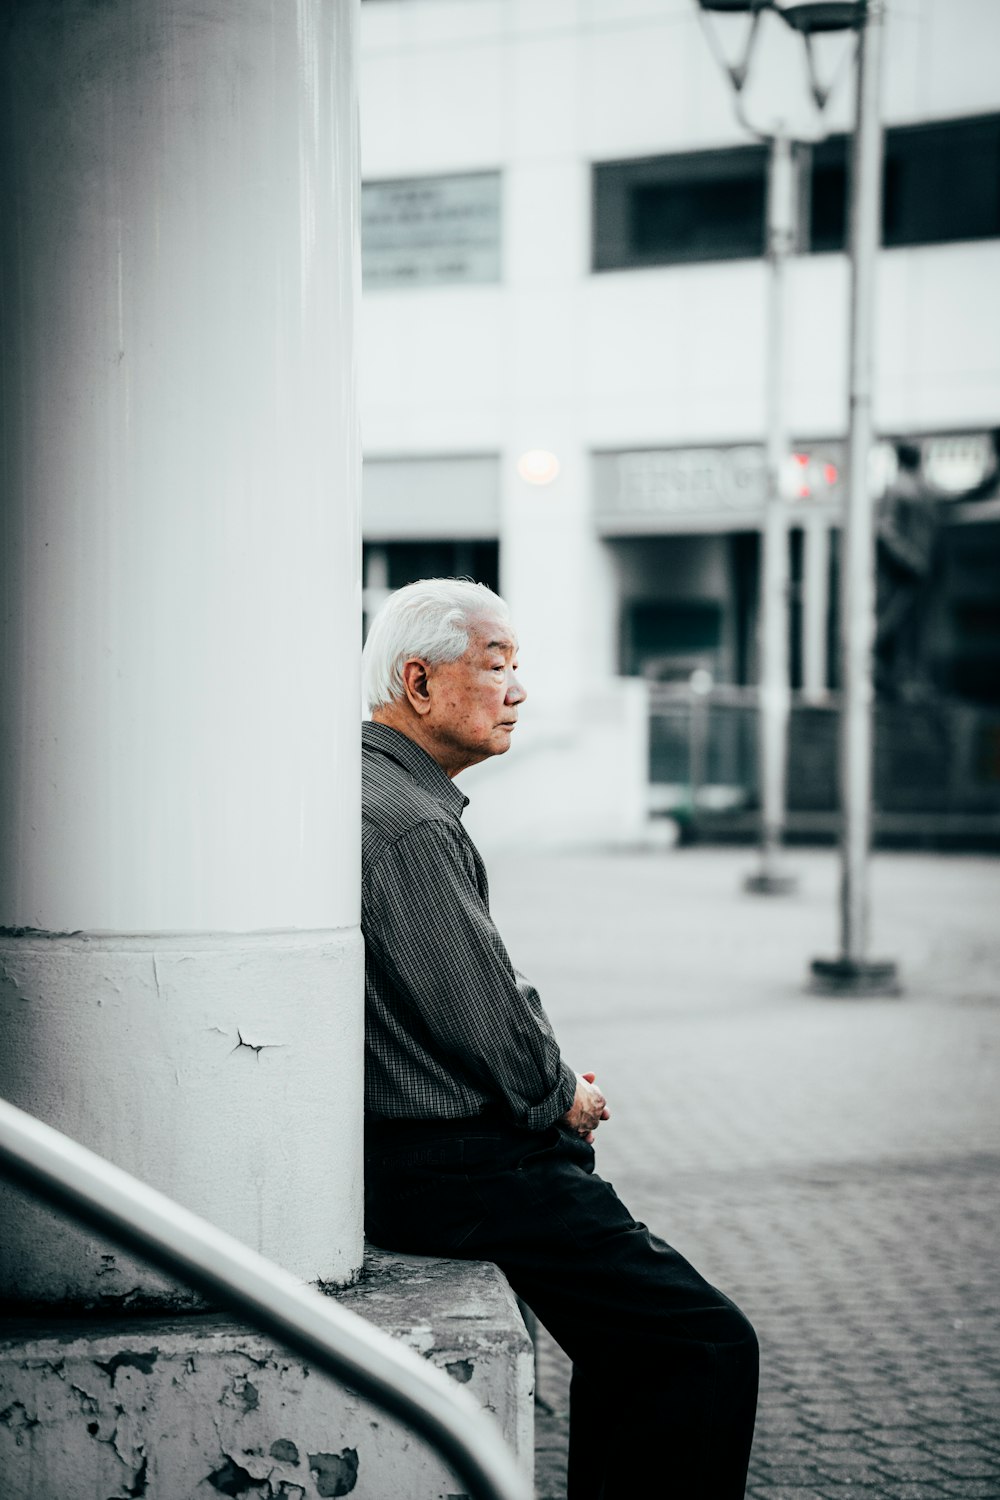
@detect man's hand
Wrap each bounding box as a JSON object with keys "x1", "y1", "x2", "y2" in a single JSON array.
[{"x1": 561, "y1": 1071, "x2": 611, "y2": 1143}]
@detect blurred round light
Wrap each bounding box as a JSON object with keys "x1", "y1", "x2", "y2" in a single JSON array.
[
  {"x1": 517, "y1": 449, "x2": 561, "y2": 486},
  {"x1": 690, "y1": 668, "x2": 715, "y2": 696}
]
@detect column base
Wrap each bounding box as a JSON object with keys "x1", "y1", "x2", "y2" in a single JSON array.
[
  {"x1": 0, "y1": 1246, "x2": 533, "y2": 1499},
  {"x1": 809, "y1": 957, "x2": 902, "y2": 997},
  {"x1": 0, "y1": 928, "x2": 364, "y2": 1302}
]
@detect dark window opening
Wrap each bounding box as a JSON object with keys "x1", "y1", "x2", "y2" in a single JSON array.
[
  {"x1": 595, "y1": 115, "x2": 1000, "y2": 269},
  {"x1": 730, "y1": 532, "x2": 759, "y2": 688},
  {"x1": 362, "y1": 540, "x2": 501, "y2": 643},
  {"x1": 789, "y1": 527, "x2": 804, "y2": 692},
  {"x1": 883, "y1": 115, "x2": 1000, "y2": 247},
  {"x1": 827, "y1": 528, "x2": 841, "y2": 693},
  {"x1": 808, "y1": 143, "x2": 849, "y2": 254},
  {"x1": 622, "y1": 601, "x2": 723, "y2": 678},
  {"x1": 594, "y1": 146, "x2": 767, "y2": 270},
  {"x1": 807, "y1": 114, "x2": 1000, "y2": 254},
  {"x1": 365, "y1": 540, "x2": 499, "y2": 593}
]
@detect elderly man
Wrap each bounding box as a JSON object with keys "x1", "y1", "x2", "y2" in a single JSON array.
[{"x1": 361, "y1": 578, "x2": 758, "y2": 1499}]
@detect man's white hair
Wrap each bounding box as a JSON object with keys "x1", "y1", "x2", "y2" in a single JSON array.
[{"x1": 363, "y1": 577, "x2": 511, "y2": 711}]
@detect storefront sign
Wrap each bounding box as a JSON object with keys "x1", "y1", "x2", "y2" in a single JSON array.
[
  {"x1": 362, "y1": 172, "x2": 501, "y2": 289},
  {"x1": 594, "y1": 443, "x2": 845, "y2": 532}
]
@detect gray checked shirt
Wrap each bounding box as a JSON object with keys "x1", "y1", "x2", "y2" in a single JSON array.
[{"x1": 361, "y1": 721, "x2": 577, "y2": 1130}]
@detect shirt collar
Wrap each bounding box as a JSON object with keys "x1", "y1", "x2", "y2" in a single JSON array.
[{"x1": 362, "y1": 721, "x2": 470, "y2": 818}]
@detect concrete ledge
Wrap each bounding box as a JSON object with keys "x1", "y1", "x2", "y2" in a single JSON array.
[{"x1": 0, "y1": 1246, "x2": 534, "y2": 1499}]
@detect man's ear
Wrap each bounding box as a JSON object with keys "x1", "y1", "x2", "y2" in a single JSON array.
[{"x1": 401, "y1": 657, "x2": 433, "y2": 716}]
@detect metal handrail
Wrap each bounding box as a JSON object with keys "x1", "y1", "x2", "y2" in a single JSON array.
[{"x1": 0, "y1": 1097, "x2": 529, "y2": 1500}]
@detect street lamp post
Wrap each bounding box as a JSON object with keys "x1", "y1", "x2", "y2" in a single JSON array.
[
  {"x1": 745, "y1": 125, "x2": 798, "y2": 894},
  {"x1": 811, "y1": 0, "x2": 901, "y2": 994},
  {"x1": 696, "y1": 0, "x2": 856, "y2": 896},
  {"x1": 697, "y1": 1, "x2": 900, "y2": 985}
]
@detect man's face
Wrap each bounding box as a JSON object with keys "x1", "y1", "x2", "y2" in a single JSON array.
[{"x1": 426, "y1": 614, "x2": 526, "y2": 775}]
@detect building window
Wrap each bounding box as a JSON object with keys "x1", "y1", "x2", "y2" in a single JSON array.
[
  {"x1": 595, "y1": 115, "x2": 1000, "y2": 269},
  {"x1": 593, "y1": 147, "x2": 767, "y2": 270},
  {"x1": 622, "y1": 600, "x2": 723, "y2": 678},
  {"x1": 807, "y1": 114, "x2": 1000, "y2": 253},
  {"x1": 362, "y1": 541, "x2": 501, "y2": 642},
  {"x1": 361, "y1": 171, "x2": 501, "y2": 289},
  {"x1": 805, "y1": 137, "x2": 848, "y2": 255}
]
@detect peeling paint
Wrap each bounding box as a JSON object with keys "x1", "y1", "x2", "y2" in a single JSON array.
[
  {"x1": 0, "y1": 1400, "x2": 40, "y2": 1443},
  {"x1": 0, "y1": 961, "x2": 24, "y2": 994},
  {"x1": 407, "y1": 1324, "x2": 435, "y2": 1355},
  {"x1": 0, "y1": 1250, "x2": 530, "y2": 1492},
  {"x1": 206, "y1": 1453, "x2": 270, "y2": 1495},
  {"x1": 269, "y1": 1438, "x2": 299, "y2": 1464},
  {"x1": 223, "y1": 1374, "x2": 261, "y2": 1413},
  {"x1": 94, "y1": 1350, "x2": 158, "y2": 1385},
  {"x1": 0, "y1": 926, "x2": 85, "y2": 938},
  {"x1": 111, "y1": 1453, "x2": 149, "y2": 1498},
  {"x1": 71, "y1": 1384, "x2": 101, "y2": 1414},
  {"x1": 94, "y1": 1286, "x2": 167, "y2": 1314},
  {"x1": 308, "y1": 1448, "x2": 359, "y2": 1497},
  {"x1": 109, "y1": 1404, "x2": 134, "y2": 1467}
]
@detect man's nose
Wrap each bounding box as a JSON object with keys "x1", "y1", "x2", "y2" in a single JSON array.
[{"x1": 506, "y1": 672, "x2": 527, "y2": 705}]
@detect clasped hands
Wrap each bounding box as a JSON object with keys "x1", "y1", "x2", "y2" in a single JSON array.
[{"x1": 561, "y1": 1070, "x2": 611, "y2": 1143}]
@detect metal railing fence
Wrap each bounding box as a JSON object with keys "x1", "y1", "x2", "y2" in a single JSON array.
[
  {"x1": 0, "y1": 1097, "x2": 530, "y2": 1500},
  {"x1": 648, "y1": 685, "x2": 1000, "y2": 823}
]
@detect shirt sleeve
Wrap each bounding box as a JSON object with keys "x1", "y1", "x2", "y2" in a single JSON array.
[{"x1": 362, "y1": 819, "x2": 577, "y2": 1130}]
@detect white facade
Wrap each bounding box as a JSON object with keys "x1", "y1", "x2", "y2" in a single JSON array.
[{"x1": 358, "y1": 0, "x2": 1000, "y2": 848}]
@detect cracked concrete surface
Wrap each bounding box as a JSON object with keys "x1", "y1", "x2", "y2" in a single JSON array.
[{"x1": 0, "y1": 1249, "x2": 532, "y2": 1498}]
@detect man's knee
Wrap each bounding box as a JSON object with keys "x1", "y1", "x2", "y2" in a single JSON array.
[
  {"x1": 721, "y1": 1295, "x2": 758, "y2": 1352},
  {"x1": 725, "y1": 1295, "x2": 757, "y2": 1344},
  {"x1": 697, "y1": 1286, "x2": 759, "y2": 1361}
]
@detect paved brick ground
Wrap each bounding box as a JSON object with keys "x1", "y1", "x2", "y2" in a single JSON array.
[{"x1": 480, "y1": 846, "x2": 1000, "y2": 1500}]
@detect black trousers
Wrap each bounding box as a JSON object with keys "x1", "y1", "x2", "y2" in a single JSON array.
[{"x1": 365, "y1": 1117, "x2": 759, "y2": 1499}]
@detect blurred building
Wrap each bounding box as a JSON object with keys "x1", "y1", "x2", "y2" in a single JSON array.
[{"x1": 358, "y1": 0, "x2": 1000, "y2": 846}]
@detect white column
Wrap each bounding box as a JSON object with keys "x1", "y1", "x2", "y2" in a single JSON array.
[
  {"x1": 0, "y1": 0, "x2": 363, "y2": 1301},
  {"x1": 802, "y1": 516, "x2": 831, "y2": 701}
]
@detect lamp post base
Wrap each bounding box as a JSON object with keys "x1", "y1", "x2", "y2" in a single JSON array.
[
  {"x1": 809, "y1": 957, "x2": 902, "y2": 997},
  {"x1": 744, "y1": 870, "x2": 799, "y2": 896}
]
